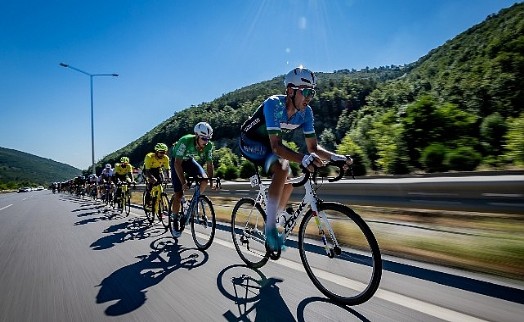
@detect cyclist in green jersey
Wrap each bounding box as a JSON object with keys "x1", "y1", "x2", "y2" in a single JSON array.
[{"x1": 170, "y1": 122, "x2": 215, "y2": 215}]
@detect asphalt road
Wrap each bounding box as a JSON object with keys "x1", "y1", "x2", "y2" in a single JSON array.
[{"x1": 1, "y1": 191, "x2": 523, "y2": 321}]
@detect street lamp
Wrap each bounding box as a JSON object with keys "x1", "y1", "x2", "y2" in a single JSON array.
[{"x1": 59, "y1": 63, "x2": 118, "y2": 175}]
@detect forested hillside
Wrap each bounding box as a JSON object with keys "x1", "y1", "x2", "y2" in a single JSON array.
[
  {"x1": 96, "y1": 3, "x2": 523, "y2": 177},
  {"x1": 0, "y1": 147, "x2": 81, "y2": 189}
]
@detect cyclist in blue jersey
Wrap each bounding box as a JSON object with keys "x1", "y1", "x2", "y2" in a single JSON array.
[{"x1": 239, "y1": 67, "x2": 353, "y2": 251}]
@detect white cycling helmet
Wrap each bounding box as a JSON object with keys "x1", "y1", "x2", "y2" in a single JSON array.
[
  {"x1": 105, "y1": 163, "x2": 111, "y2": 169},
  {"x1": 194, "y1": 122, "x2": 213, "y2": 138},
  {"x1": 284, "y1": 67, "x2": 316, "y2": 88}
]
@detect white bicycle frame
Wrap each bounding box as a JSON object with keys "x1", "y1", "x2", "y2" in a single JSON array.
[{"x1": 249, "y1": 173, "x2": 341, "y2": 254}]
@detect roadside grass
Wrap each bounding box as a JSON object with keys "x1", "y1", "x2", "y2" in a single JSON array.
[{"x1": 130, "y1": 192, "x2": 524, "y2": 281}]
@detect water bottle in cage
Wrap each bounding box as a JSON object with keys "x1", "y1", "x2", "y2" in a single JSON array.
[{"x1": 277, "y1": 206, "x2": 293, "y2": 228}]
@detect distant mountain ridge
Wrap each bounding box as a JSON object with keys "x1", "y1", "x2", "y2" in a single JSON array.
[{"x1": 0, "y1": 147, "x2": 81, "y2": 188}]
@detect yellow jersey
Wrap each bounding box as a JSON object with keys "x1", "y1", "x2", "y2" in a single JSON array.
[
  {"x1": 114, "y1": 163, "x2": 133, "y2": 176},
  {"x1": 144, "y1": 152, "x2": 170, "y2": 170}
]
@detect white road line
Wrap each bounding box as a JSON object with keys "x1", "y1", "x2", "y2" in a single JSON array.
[
  {"x1": 482, "y1": 193, "x2": 523, "y2": 198},
  {"x1": 209, "y1": 235, "x2": 487, "y2": 322},
  {"x1": 410, "y1": 199, "x2": 462, "y2": 205},
  {"x1": 0, "y1": 204, "x2": 13, "y2": 211},
  {"x1": 408, "y1": 192, "x2": 458, "y2": 196}
]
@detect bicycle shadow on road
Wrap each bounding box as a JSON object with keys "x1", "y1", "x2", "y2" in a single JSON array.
[
  {"x1": 96, "y1": 237, "x2": 209, "y2": 316},
  {"x1": 90, "y1": 219, "x2": 164, "y2": 250},
  {"x1": 218, "y1": 264, "x2": 295, "y2": 322},
  {"x1": 218, "y1": 264, "x2": 371, "y2": 321},
  {"x1": 296, "y1": 297, "x2": 370, "y2": 322}
]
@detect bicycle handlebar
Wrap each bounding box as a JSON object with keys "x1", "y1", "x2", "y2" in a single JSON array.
[{"x1": 292, "y1": 157, "x2": 352, "y2": 187}]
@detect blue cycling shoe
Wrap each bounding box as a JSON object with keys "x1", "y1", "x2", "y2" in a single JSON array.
[{"x1": 265, "y1": 228, "x2": 286, "y2": 252}]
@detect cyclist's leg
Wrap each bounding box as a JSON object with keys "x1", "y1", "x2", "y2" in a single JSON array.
[
  {"x1": 240, "y1": 135, "x2": 284, "y2": 251},
  {"x1": 170, "y1": 161, "x2": 185, "y2": 215},
  {"x1": 185, "y1": 159, "x2": 207, "y2": 193},
  {"x1": 266, "y1": 159, "x2": 288, "y2": 250}
]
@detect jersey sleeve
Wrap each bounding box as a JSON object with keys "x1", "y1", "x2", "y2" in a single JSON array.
[
  {"x1": 143, "y1": 154, "x2": 153, "y2": 169},
  {"x1": 303, "y1": 106, "x2": 316, "y2": 138},
  {"x1": 263, "y1": 96, "x2": 284, "y2": 137},
  {"x1": 172, "y1": 136, "x2": 190, "y2": 159}
]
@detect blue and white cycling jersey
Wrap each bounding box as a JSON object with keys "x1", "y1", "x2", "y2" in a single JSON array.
[
  {"x1": 241, "y1": 95, "x2": 316, "y2": 144},
  {"x1": 240, "y1": 95, "x2": 317, "y2": 168}
]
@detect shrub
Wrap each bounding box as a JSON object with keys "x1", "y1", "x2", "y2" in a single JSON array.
[
  {"x1": 446, "y1": 147, "x2": 481, "y2": 171},
  {"x1": 420, "y1": 144, "x2": 448, "y2": 172}
]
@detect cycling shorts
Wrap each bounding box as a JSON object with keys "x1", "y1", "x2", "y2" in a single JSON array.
[
  {"x1": 170, "y1": 158, "x2": 206, "y2": 193},
  {"x1": 239, "y1": 133, "x2": 279, "y2": 173}
]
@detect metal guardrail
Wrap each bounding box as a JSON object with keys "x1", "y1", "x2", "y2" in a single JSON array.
[{"x1": 131, "y1": 175, "x2": 524, "y2": 214}]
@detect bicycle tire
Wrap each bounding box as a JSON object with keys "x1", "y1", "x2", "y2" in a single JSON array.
[
  {"x1": 231, "y1": 198, "x2": 269, "y2": 269},
  {"x1": 158, "y1": 193, "x2": 170, "y2": 229},
  {"x1": 190, "y1": 195, "x2": 216, "y2": 250},
  {"x1": 124, "y1": 191, "x2": 131, "y2": 216},
  {"x1": 143, "y1": 191, "x2": 154, "y2": 224},
  {"x1": 298, "y1": 202, "x2": 382, "y2": 305},
  {"x1": 117, "y1": 190, "x2": 124, "y2": 213}
]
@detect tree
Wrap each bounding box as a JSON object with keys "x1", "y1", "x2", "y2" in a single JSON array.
[
  {"x1": 480, "y1": 112, "x2": 507, "y2": 156},
  {"x1": 504, "y1": 113, "x2": 524, "y2": 166},
  {"x1": 319, "y1": 128, "x2": 337, "y2": 151},
  {"x1": 336, "y1": 135, "x2": 367, "y2": 176}
]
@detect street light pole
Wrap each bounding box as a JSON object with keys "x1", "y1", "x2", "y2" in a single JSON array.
[{"x1": 59, "y1": 63, "x2": 118, "y2": 175}]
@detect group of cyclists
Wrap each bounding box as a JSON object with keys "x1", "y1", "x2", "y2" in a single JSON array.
[{"x1": 58, "y1": 67, "x2": 353, "y2": 253}]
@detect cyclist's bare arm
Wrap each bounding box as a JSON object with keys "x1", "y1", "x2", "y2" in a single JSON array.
[{"x1": 268, "y1": 134, "x2": 303, "y2": 163}]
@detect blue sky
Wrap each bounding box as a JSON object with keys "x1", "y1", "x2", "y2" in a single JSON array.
[{"x1": 0, "y1": 0, "x2": 519, "y2": 171}]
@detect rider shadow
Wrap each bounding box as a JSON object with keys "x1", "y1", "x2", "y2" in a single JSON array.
[
  {"x1": 218, "y1": 264, "x2": 294, "y2": 322},
  {"x1": 90, "y1": 219, "x2": 164, "y2": 250},
  {"x1": 96, "y1": 237, "x2": 209, "y2": 316}
]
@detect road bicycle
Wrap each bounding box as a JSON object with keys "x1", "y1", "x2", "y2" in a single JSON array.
[
  {"x1": 100, "y1": 182, "x2": 114, "y2": 208},
  {"x1": 115, "y1": 180, "x2": 133, "y2": 216},
  {"x1": 143, "y1": 180, "x2": 170, "y2": 229},
  {"x1": 168, "y1": 176, "x2": 216, "y2": 250},
  {"x1": 230, "y1": 160, "x2": 382, "y2": 305}
]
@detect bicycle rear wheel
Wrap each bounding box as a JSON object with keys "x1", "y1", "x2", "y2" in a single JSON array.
[
  {"x1": 231, "y1": 198, "x2": 269, "y2": 269},
  {"x1": 190, "y1": 195, "x2": 216, "y2": 250},
  {"x1": 298, "y1": 202, "x2": 382, "y2": 305},
  {"x1": 142, "y1": 191, "x2": 154, "y2": 224},
  {"x1": 158, "y1": 193, "x2": 170, "y2": 229}
]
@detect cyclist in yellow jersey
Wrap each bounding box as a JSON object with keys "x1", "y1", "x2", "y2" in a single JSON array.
[
  {"x1": 143, "y1": 143, "x2": 171, "y2": 207},
  {"x1": 114, "y1": 157, "x2": 135, "y2": 183},
  {"x1": 113, "y1": 156, "x2": 135, "y2": 203}
]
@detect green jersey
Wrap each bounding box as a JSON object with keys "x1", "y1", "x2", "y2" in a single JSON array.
[{"x1": 171, "y1": 134, "x2": 213, "y2": 163}]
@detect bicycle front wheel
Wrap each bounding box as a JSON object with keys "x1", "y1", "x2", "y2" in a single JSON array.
[
  {"x1": 158, "y1": 193, "x2": 170, "y2": 229},
  {"x1": 231, "y1": 198, "x2": 268, "y2": 269},
  {"x1": 142, "y1": 191, "x2": 154, "y2": 224},
  {"x1": 298, "y1": 202, "x2": 382, "y2": 305},
  {"x1": 124, "y1": 192, "x2": 131, "y2": 216},
  {"x1": 190, "y1": 195, "x2": 216, "y2": 250}
]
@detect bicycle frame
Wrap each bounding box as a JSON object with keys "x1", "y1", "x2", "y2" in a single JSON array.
[
  {"x1": 151, "y1": 182, "x2": 167, "y2": 211},
  {"x1": 251, "y1": 171, "x2": 341, "y2": 255},
  {"x1": 179, "y1": 179, "x2": 203, "y2": 224}
]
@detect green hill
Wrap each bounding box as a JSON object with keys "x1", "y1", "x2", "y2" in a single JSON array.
[
  {"x1": 0, "y1": 147, "x2": 81, "y2": 189},
  {"x1": 95, "y1": 3, "x2": 523, "y2": 176}
]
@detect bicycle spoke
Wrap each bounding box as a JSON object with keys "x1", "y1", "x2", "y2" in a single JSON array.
[
  {"x1": 191, "y1": 195, "x2": 216, "y2": 250},
  {"x1": 159, "y1": 194, "x2": 170, "y2": 229},
  {"x1": 231, "y1": 198, "x2": 269, "y2": 269},
  {"x1": 299, "y1": 202, "x2": 382, "y2": 305}
]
